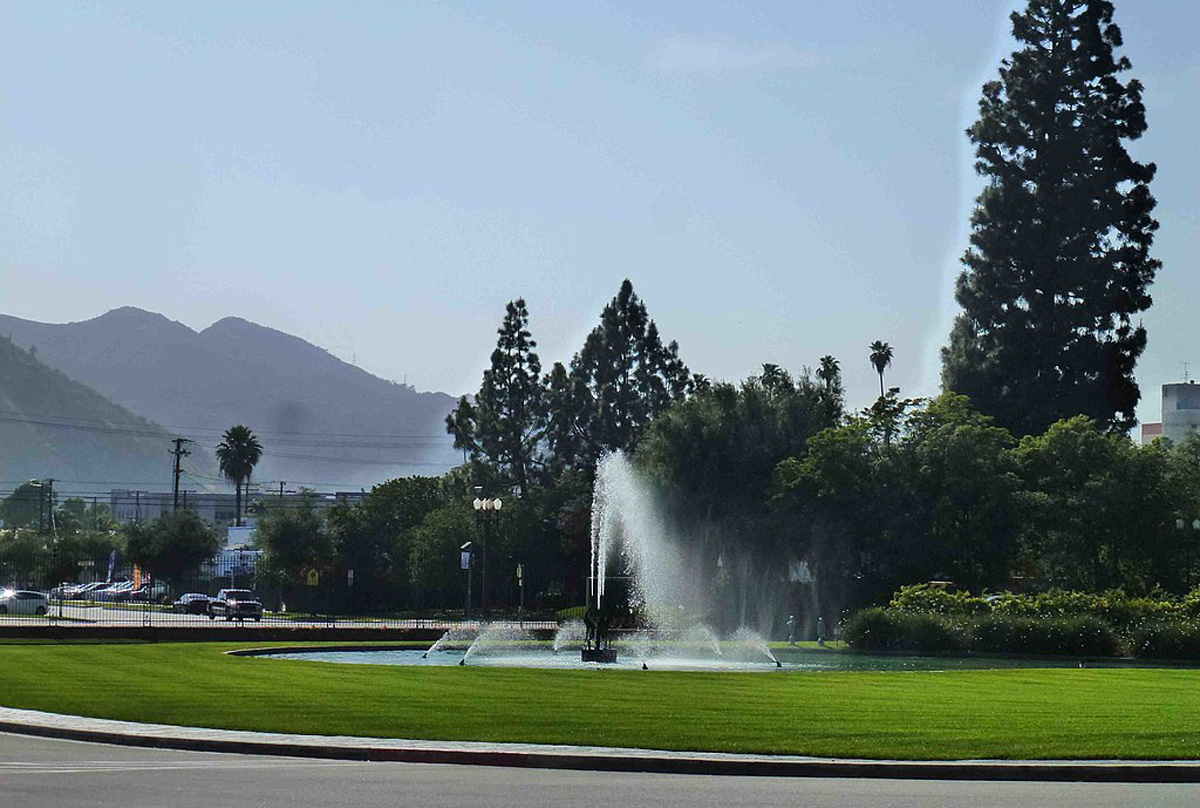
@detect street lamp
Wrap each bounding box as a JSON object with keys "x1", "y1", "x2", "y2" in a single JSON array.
[
  {"x1": 460, "y1": 541, "x2": 474, "y2": 619},
  {"x1": 472, "y1": 490, "x2": 503, "y2": 614}
]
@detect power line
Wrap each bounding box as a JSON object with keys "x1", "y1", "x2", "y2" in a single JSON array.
[{"x1": 0, "y1": 409, "x2": 453, "y2": 440}]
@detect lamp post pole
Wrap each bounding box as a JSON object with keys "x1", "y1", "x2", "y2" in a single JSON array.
[
  {"x1": 472, "y1": 490, "x2": 503, "y2": 615},
  {"x1": 461, "y1": 542, "x2": 473, "y2": 620},
  {"x1": 516, "y1": 562, "x2": 525, "y2": 626}
]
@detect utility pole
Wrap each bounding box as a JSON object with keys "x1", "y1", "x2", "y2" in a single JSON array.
[
  {"x1": 171, "y1": 438, "x2": 193, "y2": 511},
  {"x1": 45, "y1": 479, "x2": 56, "y2": 537}
]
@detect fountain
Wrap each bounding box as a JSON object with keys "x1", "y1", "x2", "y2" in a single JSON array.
[
  {"x1": 263, "y1": 451, "x2": 798, "y2": 672},
  {"x1": 552, "y1": 620, "x2": 585, "y2": 654},
  {"x1": 422, "y1": 626, "x2": 475, "y2": 658},
  {"x1": 728, "y1": 626, "x2": 779, "y2": 665},
  {"x1": 583, "y1": 452, "x2": 783, "y2": 667},
  {"x1": 460, "y1": 623, "x2": 538, "y2": 666}
]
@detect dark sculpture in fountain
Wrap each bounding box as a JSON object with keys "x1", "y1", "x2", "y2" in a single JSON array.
[{"x1": 582, "y1": 604, "x2": 618, "y2": 663}]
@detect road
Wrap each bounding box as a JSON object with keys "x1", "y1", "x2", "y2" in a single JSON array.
[{"x1": 0, "y1": 734, "x2": 1194, "y2": 808}]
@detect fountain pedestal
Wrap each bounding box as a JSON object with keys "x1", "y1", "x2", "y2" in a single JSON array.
[
  {"x1": 582, "y1": 605, "x2": 618, "y2": 663},
  {"x1": 581, "y1": 647, "x2": 618, "y2": 663}
]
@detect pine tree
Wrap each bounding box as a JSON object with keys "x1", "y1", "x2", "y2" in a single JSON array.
[
  {"x1": 942, "y1": 0, "x2": 1158, "y2": 436},
  {"x1": 446, "y1": 299, "x2": 546, "y2": 495},
  {"x1": 545, "y1": 279, "x2": 690, "y2": 469}
]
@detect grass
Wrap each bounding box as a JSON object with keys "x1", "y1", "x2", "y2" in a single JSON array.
[{"x1": 1, "y1": 641, "x2": 1198, "y2": 760}]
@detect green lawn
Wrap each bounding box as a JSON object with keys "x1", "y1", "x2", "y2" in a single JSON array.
[{"x1": 1, "y1": 641, "x2": 1198, "y2": 760}]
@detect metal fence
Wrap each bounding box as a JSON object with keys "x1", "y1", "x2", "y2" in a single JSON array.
[{"x1": 0, "y1": 553, "x2": 557, "y2": 631}]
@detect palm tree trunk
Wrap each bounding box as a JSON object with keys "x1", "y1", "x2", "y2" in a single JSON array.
[
  {"x1": 235, "y1": 479, "x2": 243, "y2": 527},
  {"x1": 878, "y1": 373, "x2": 885, "y2": 398}
]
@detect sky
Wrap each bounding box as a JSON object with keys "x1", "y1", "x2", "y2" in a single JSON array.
[{"x1": 2, "y1": 1, "x2": 1197, "y2": 424}]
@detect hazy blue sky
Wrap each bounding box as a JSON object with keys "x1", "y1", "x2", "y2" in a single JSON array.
[{"x1": 2, "y1": 1, "x2": 1196, "y2": 422}]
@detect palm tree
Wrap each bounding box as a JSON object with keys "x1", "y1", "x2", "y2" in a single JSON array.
[
  {"x1": 760, "y1": 363, "x2": 788, "y2": 392},
  {"x1": 215, "y1": 425, "x2": 263, "y2": 527},
  {"x1": 869, "y1": 341, "x2": 893, "y2": 398},
  {"x1": 816, "y1": 355, "x2": 840, "y2": 393}
]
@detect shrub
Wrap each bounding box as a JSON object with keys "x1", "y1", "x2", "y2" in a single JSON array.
[
  {"x1": 969, "y1": 615, "x2": 1119, "y2": 656},
  {"x1": 556, "y1": 605, "x2": 586, "y2": 622},
  {"x1": 889, "y1": 583, "x2": 989, "y2": 616},
  {"x1": 842, "y1": 609, "x2": 965, "y2": 654},
  {"x1": 1130, "y1": 621, "x2": 1200, "y2": 660}
]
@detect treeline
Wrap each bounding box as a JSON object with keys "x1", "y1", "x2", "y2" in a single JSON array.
[
  {"x1": 772, "y1": 395, "x2": 1200, "y2": 608},
  {"x1": 253, "y1": 279, "x2": 700, "y2": 612},
  {"x1": 250, "y1": 278, "x2": 1200, "y2": 620}
]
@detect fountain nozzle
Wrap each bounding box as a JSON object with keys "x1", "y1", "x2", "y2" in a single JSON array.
[
  {"x1": 775, "y1": 660, "x2": 782, "y2": 669},
  {"x1": 642, "y1": 662, "x2": 648, "y2": 671},
  {"x1": 458, "y1": 658, "x2": 466, "y2": 666}
]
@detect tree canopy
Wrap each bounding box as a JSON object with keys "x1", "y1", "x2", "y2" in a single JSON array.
[{"x1": 942, "y1": 0, "x2": 1158, "y2": 436}]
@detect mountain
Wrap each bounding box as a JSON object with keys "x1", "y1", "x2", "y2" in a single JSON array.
[
  {"x1": 0, "y1": 309, "x2": 461, "y2": 490},
  {"x1": 0, "y1": 335, "x2": 216, "y2": 494}
]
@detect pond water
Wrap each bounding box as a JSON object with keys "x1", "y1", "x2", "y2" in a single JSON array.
[{"x1": 259, "y1": 647, "x2": 1149, "y2": 673}]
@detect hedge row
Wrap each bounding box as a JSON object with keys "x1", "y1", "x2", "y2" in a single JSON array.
[
  {"x1": 840, "y1": 608, "x2": 1200, "y2": 658},
  {"x1": 888, "y1": 583, "x2": 1200, "y2": 631}
]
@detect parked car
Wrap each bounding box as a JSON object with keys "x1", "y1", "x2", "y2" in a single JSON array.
[
  {"x1": 127, "y1": 582, "x2": 170, "y2": 604},
  {"x1": 0, "y1": 590, "x2": 49, "y2": 616},
  {"x1": 172, "y1": 593, "x2": 211, "y2": 614},
  {"x1": 207, "y1": 589, "x2": 263, "y2": 621},
  {"x1": 68, "y1": 582, "x2": 111, "y2": 600},
  {"x1": 95, "y1": 581, "x2": 137, "y2": 601}
]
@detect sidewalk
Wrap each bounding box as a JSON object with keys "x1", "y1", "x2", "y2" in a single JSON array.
[{"x1": 2, "y1": 706, "x2": 1198, "y2": 781}]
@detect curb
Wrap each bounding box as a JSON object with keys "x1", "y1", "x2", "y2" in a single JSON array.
[{"x1": 1, "y1": 709, "x2": 1199, "y2": 782}]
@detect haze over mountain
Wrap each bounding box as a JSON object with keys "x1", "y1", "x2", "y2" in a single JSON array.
[
  {"x1": 0, "y1": 334, "x2": 219, "y2": 495},
  {"x1": 0, "y1": 308, "x2": 461, "y2": 491}
]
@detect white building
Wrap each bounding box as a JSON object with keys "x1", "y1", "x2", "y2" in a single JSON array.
[{"x1": 1162, "y1": 381, "x2": 1200, "y2": 444}]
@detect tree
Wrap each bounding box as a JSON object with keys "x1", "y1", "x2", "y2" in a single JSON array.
[
  {"x1": 942, "y1": 0, "x2": 1159, "y2": 436},
  {"x1": 774, "y1": 394, "x2": 1019, "y2": 602},
  {"x1": 407, "y1": 504, "x2": 478, "y2": 609},
  {"x1": 816, "y1": 355, "x2": 840, "y2": 394},
  {"x1": 868, "y1": 341, "x2": 893, "y2": 398},
  {"x1": 545, "y1": 279, "x2": 690, "y2": 469},
  {"x1": 0, "y1": 482, "x2": 46, "y2": 530},
  {"x1": 327, "y1": 476, "x2": 446, "y2": 609},
  {"x1": 124, "y1": 510, "x2": 220, "y2": 586},
  {"x1": 255, "y1": 495, "x2": 332, "y2": 588},
  {"x1": 215, "y1": 425, "x2": 263, "y2": 527},
  {"x1": 1013, "y1": 416, "x2": 1176, "y2": 592},
  {"x1": 446, "y1": 299, "x2": 546, "y2": 495}
]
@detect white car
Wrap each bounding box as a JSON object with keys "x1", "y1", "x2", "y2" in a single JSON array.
[{"x1": 0, "y1": 590, "x2": 49, "y2": 616}]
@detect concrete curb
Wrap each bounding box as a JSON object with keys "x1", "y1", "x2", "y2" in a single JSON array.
[{"x1": 1, "y1": 707, "x2": 1198, "y2": 782}]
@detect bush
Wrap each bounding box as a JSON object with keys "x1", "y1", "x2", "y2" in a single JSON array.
[
  {"x1": 1130, "y1": 621, "x2": 1200, "y2": 660},
  {"x1": 969, "y1": 615, "x2": 1119, "y2": 656},
  {"x1": 842, "y1": 609, "x2": 965, "y2": 654},
  {"x1": 889, "y1": 583, "x2": 989, "y2": 616},
  {"x1": 556, "y1": 605, "x2": 586, "y2": 622}
]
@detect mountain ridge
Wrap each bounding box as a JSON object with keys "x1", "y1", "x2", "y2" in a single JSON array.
[
  {"x1": 0, "y1": 335, "x2": 217, "y2": 492},
  {"x1": 0, "y1": 308, "x2": 461, "y2": 488}
]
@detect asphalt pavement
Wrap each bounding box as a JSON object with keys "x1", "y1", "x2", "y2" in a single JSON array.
[{"x1": 1, "y1": 733, "x2": 1197, "y2": 808}]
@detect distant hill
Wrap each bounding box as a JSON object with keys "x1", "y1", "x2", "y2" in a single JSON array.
[
  {"x1": 0, "y1": 335, "x2": 216, "y2": 495},
  {"x1": 0, "y1": 308, "x2": 462, "y2": 490}
]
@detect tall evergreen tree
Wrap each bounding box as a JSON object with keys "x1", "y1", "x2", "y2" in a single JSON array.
[
  {"x1": 942, "y1": 0, "x2": 1159, "y2": 436},
  {"x1": 545, "y1": 279, "x2": 690, "y2": 469},
  {"x1": 446, "y1": 299, "x2": 546, "y2": 495}
]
